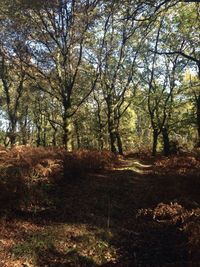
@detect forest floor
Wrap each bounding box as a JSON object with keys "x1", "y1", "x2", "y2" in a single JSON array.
[{"x1": 0, "y1": 149, "x2": 200, "y2": 266}]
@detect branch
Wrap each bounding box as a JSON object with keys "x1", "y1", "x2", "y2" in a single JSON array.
[{"x1": 151, "y1": 49, "x2": 200, "y2": 65}]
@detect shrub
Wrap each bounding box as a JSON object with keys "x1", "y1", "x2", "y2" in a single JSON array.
[
  {"x1": 153, "y1": 154, "x2": 200, "y2": 177},
  {"x1": 0, "y1": 165, "x2": 26, "y2": 213},
  {"x1": 136, "y1": 203, "x2": 200, "y2": 264},
  {"x1": 0, "y1": 146, "x2": 119, "y2": 213},
  {"x1": 63, "y1": 150, "x2": 119, "y2": 179}
]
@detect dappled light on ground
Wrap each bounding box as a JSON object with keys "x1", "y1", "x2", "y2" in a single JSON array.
[{"x1": 114, "y1": 159, "x2": 152, "y2": 174}]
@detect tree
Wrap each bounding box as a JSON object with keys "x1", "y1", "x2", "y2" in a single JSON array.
[
  {"x1": 153, "y1": 2, "x2": 200, "y2": 146},
  {"x1": 19, "y1": 0, "x2": 101, "y2": 149},
  {"x1": 0, "y1": 47, "x2": 27, "y2": 146}
]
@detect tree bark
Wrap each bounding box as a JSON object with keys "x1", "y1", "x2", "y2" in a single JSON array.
[
  {"x1": 109, "y1": 130, "x2": 117, "y2": 153},
  {"x1": 42, "y1": 116, "x2": 48, "y2": 147},
  {"x1": 108, "y1": 112, "x2": 123, "y2": 154},
  {"x1": 52, "y1": 129, "x2": 57, "y2": 147},
  {"x1": 162, "y1": 126, "x2": 170, "y2": 156},
  {"x1": 62, "y1": 115, "x2": 72, "y2": 151},
  {"x1": 107, "y1": 97, "x2": 117, "y2": 153},
  {"x1": 116, "y1": 131, "x2": 123, "y2": 155},
  {"x1": 74, "y1": 120, "x2": 81, "y2": 149},
  {"x1": 196, "y1": 93, "x2": 200, "y2": 147},
  {"x1": 8, "y1": 117, "x2": 17, "y2": 147},
  {"x1": 152, "y1": 129, "x2": 158, "y2": 156},
  {"x1": 98, "y1": 133, "x2": 104, "y2": 151},
  {"x1": 36, "y1": 125, "x2": 41, "y2": 147},
  {"x1": 8, "y1": 131, "x2": 16, "y2": 147}
]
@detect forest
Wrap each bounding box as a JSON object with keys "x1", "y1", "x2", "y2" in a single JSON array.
[{"x1": 0, "y1": 0, "x2": 200, "y2": 266}]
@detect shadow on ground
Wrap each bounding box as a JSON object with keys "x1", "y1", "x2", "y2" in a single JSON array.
[{"x1": 9, "y1": 157, "x2": 200, "y2": 266}]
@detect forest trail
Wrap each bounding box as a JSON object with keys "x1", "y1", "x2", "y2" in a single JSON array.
[
  {"x1": 1, "y1": 155, "x2": 200, "y2": 267},
  {"x1": 114, "y1": 157, "x2": 153, "y2": 174}
]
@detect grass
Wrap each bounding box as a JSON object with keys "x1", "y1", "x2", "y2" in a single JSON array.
[
  {"x1": 11, "y1": 231, "x2": 55, "y2": 264},
  {"x1": 9, "y1": 224, "x2": 117, "y2": 266}
]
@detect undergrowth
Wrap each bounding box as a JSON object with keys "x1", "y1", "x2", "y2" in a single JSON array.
[
  {"x1": 0, "y1": 146, "x2": 119, "y2": 214},
  {"x1": 1, "y1": 147, "x2": 200, "y2": 266}
]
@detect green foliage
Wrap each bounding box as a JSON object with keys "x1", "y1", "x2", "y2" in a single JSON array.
[{"x1": 0, "y1": 1, "x2": 199, "y2": 153}]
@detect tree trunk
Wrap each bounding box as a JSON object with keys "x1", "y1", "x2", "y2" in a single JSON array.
[
  {"x1": 152, "y1": 129, "x2": 158, "y2": 156},
  {"x1": 108, "y1": 118, "x2": 123, "y2": 154},
  {"x1": 62, "y1": 126, "x2": 68, "y2": 150},
  {"x1": 98, "y1": 133, "x2": 104, "y2": 151},
  {"x1": 36, "y1": 125, "x2": 41, "y2": 147},
  {"x1": 109, "y1": 131, "x2": 117, "y2": 153},
  {"x1": 42, "y1": 117, "x2": 48, "y2": 147},
  {"x1": 8, "y1": 116, "x2": 17, "y2": 147},
  {"x1": 9, "y1": 131, "x2": 16, "y2": 147},
  {"x1": 43, "y1": 129, "x2": 47, "y2": 147},
  {"x1": 21, "y1": 122, "x2": 28, "y2": 145},
  {"x1": 108, "y1": 118, "x2": 117, "y2": 153},
  {"x1": 116, "y1": 131, "x2": 123, "y2": 155},
  {"x1": 19, "y1": 123, "x2": 27, "y2": 145},
  {"x1": 97, "y1": 123, "x2": 104, "y2": 150},
  {"x1": 107, "y1": 105, "x2": 117, "y2": 153},
  {"x1": 196, "y1": 94, "x2": 200, "y2": 147},
  {"x1": 74, "y1": 120, "x2": 81, "y2": 149},
  {"x1": 62, "y1": 115, "x2": 72, "y2": 151},
  {"x1": 52, "y1": 128, "x2": 57, "y2": 147},
  {"x1": 96, "y1": 104, "x2": 104, "y2": 150},
  {"x1": 162, "y1": 127, "x2": 170, "y2": 156},
  {"x1": 22, "y1": 133, "x2": 27, "y2": 145}
]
